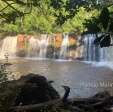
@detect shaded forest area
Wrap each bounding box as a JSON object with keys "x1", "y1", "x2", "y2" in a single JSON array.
[{"x1": 0, "y1": 0, "x2": 113, "y2": 34}]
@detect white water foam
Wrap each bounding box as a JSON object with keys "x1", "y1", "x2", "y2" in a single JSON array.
[
  {"x1": 54, "y1": 59, "x2": 73, "y2": 62},
  {"x1": 83, "y1": 61, "x2": 113, "y2": 70}
]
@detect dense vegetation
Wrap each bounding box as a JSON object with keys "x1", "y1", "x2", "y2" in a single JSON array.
[{"x1": 0, "y1": 0, "x2": 113, "y2": 34}]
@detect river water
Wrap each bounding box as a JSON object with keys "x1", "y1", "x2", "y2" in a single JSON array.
[{"x1": 6, "y1": 58, "x2": 113, "y2": 98}]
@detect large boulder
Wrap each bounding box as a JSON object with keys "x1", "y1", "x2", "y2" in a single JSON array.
[
  {"x1": 0, "y1": 73, "x2": 60, "y2": 112},
  {"x1": 94, "y1": 34, "x2": 111, "y2": 47},
  {"x1": 14, "y1": 73, "x2": 60, "y2": 106}
]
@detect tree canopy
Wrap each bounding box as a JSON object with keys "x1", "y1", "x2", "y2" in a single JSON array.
[{"x1": 0, "y1": 0, "x2": 113, "y2": 34}]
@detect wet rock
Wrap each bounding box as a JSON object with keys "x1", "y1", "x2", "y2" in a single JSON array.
[
  {"x1": 4, "y1": 63, "x2": 12, "y2": 66},
  {"x1": 0, "y1": 74, "x2": 60, "y2": 112},
  {"x1": 94, "y1": 34, "x2": 111, "y2": 47},
  {"x1": 11, "y1": 89, "x2": 113, "y2": 112},
  {"x1": 92, "y1": 91, "x2": 111, "y2": 99},
  {"x1": 14, "y1": 73, "x2": 60, "y2": 106},
  {"x1": 16, "y1": 50, "x2": 27, "y2": 57}
]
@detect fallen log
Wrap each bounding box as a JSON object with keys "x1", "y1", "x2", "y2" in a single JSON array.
[
  {"x1": 91, "y1": 96, "x2": 113, "y2": 108},
  {"x1": 67, "y1": 105, "x2": 85, "y2": 112},
  {"x1": 70, "y1": 91, "x2": 112, "y2": 105},
  {"x1": 10, "y1": 99, "x2": 61, "y2": 111},
  {"x1": 69, "y1": 97, "x2": 104, "y2": 104},
  {"x1": 10, "y1": 96, "x2": 113, "y2": 112}
]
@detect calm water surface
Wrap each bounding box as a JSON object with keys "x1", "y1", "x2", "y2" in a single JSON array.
[{"x1": 7, "y1": 58, "x2": 113, "y2": 98}]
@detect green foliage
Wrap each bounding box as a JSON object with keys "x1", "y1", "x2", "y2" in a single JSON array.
[
  {"x1": 99, "y1": 7, "x2": 110, "y2": 31},
  {"x1": 0, "y1": 64, "x2": 18, "y2": 112},
  {"x1": 84, "y1": 17, "x2": 101, "y2": 33},
  {"x1": 1, "y1": 23, "x2": 20, "y2": 33},
  {"x1": 0, "y1": 0, "x2": 113, "y2": 34},
  {"x1": 84, "y1": 7, "x2": 113, "y2": 33},
  {"x1": 0, "y1": 80, "x2": 20, "y2": 112},
  {"x1": 0, "y1": 64, "x2": 8, "y2": 83},
  {"x1": 0, "y1": 63, "x2": 15, "y2": 83},
  {"x1": 62, "y1": 7, "x2": 97, "y2": 33}
]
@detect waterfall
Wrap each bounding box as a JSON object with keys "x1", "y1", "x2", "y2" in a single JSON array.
[
  {"x1": 104, "y1": 46, "x2": 113, "y2": 61},
  {"x1": 27, "y1": 34, "x2": 50, "y2": 58},
  {"x1": 60, "y1": 34, "x2": 69, "y2": 58},
  {"x1": 0, "y1": 33, "x2": 112, "y2": 61},
  {"x1": 0, "y1": 35, "x2": 50, "y2": 59},
  {"x1": 0, "y1": 36, "x2": 17, "y2": 59},
  {"x1": 27, "y1": 36, "x2": 40, "y2": 57},
  {"x1": 39, "y1": 34, "x2": 49, "y2": 58},
  {"x1": 83, "y1": 34, "x2": 113, "y2": 70},
  {"x1": 83, "y1": 34, "x2": 105, "y2": 61}
]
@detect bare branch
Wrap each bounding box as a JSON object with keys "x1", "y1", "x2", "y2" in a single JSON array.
[
  {"x1": 10, "y1": 99, "x2": 61, "y2": 111},
  {"x1": 0, "y1": 3, "x2": 15, "y2": 13},
  {"x1": 1, "y1": 0, "x2": 21, "y2": 14},
  {"x1": 106, "y1": 3, "x2": 113, "y2": 8},
  {"x1": 1, "y1": 0, "x2": 32, "y2": 16}
]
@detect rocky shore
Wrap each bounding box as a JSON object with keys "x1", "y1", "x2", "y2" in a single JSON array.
[{"x1": 0, "y1": 73, "x2": 113, "y2": 112}]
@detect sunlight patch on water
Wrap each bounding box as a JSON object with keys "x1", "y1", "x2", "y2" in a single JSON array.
[
  {"x1": 25, "y1": 57, "x2": 50, "y2": 60},
  {"x1": 53, "y1": 59, "x2": 73, "y2": 62},
  {"x1": 25, "y1": 57, "x2": 73, "y2": 62}
]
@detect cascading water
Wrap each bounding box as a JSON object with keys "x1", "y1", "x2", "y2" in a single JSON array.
[
  {"x1": 60, "y1": 34, "x2": 69, "y2": 59},
  {"x1": 27, "y1": 34, "x2": 50, "y2": 58},
  {"x1": 104, "y1": 46, "x2": 113, "y2": 61},
  {"x1": 0, "y1": 35, "x2": 51, "y2": 59},
  {"x1": 27, "y1": 36, "x2": 40, "y2": 57},
  {"x1": 83, "y1": 34, "x2": 105, "y2": 61},
  {"x1": 74, "y1": 35, "x2": 84, "y2": 58},
  {"x1": 1, "y1": 33, "x2": 112, "y2": 62},
  {"x1": 83, "y1": 34, "x2": 113, "y2": 70},
  {"x1": 39, "y1": 34, "x2": 49, "y2": 58},
  {"x1": 0, "y1": 36, "x2": 17, "y2": 59}
]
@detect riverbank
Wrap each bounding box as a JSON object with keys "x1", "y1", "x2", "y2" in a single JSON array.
[{"x1": 0, "y1": 73, "x2": 113, "y2": 112}]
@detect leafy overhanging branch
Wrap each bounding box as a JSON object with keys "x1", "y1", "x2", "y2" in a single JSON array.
[{"x1": 0, "y1": 0, "x2": 32, "y2": 20}]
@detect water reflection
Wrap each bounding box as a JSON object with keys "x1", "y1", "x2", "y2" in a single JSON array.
[{"x1": 8, "y1": 59, "x2": 113, "y2": 98}]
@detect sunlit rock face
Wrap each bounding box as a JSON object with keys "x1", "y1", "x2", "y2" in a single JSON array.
[
  {"x1": 16, "y1": 34, "x2": 27, "y2": 57},
  {"x1": 68, "y1": 34, "x2": 82, "y2": 59},
  {"x1": 54, "y1": 33, "x2": 63, "y2": 49},
  {"x1": 17, "y1": 34, "x2": 26, "y2": 49}
]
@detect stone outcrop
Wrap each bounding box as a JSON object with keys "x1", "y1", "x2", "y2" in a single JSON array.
[
  {"x1": 14, "y1": 73, "x2": 60, "y2": 106},
  {"x1": 0, "y1": 73, "x2": 60, "y2": 112}
]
